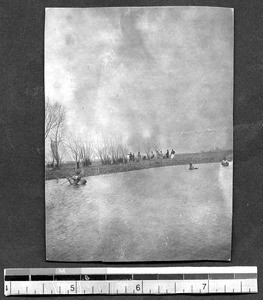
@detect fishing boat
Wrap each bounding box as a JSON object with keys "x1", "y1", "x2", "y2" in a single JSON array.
[{"x1": 66, "y1": 176, "x2": 87, "y2": 186}]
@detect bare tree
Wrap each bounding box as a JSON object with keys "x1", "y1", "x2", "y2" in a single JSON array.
[
  {"x1": 64, "y1": 135, "x2": 82, "y2": 169},
  {"x1": 142, "y1": 138, "x2": 152, "y2": 159},
  {"x1": 117, "y1": 142, "x2": 129, "y2": 163},
  {"x1": 94, "y1": 136, "x2": 111, "y2": 165},
  {"x1": 80, "y1": 136, "x2": 94, "y2": 166},
  {"x1": 46, "y1": 101, "x2": 66, "y2": 168},
  {"x1": 94, "y1": 133, "x2": 128, "y2": 165},
  {"x1": 142, "y1": 137, "x2": 160, "y2": 159},
  {"x1": 150, "y1": 137, "x2": 160, "y2": 152},
  {"x1": 45, "y1": 99, "x2": 65, "y2": 140}
]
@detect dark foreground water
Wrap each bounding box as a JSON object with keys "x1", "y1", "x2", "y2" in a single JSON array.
[{"x1": 46, "y1": 162, "x2": 232, "y2": 261}]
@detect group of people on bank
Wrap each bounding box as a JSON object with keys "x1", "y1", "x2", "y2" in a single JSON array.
[{"x1": 128, "y1": 149, "x2": 176, "y2": 162}]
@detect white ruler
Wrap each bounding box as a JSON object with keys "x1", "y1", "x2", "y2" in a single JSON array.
[{"x1": 4, "y1": 267, "x2": 257, "y2": 296}]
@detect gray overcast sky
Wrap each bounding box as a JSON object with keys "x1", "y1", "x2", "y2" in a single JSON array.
[{"x1": 45, "y1": 7, "x2": 233, "y2": 153}]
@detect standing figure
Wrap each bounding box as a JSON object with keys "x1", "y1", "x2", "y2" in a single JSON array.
[
  {"x1": 171, "y1": 149, "x2": 175, "y2": 159},
  {"x1": 137, "y1": 151, "x2": 141, "y2": 161},
  {"x1": 166, "y1": 150, "x2": 169, "y2": 159},
  {"x1": 129, "y1": 152, "x2": 133, "y2": 162}
]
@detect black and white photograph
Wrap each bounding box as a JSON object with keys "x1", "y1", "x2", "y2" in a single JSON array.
[{"x1": 45, "y1": 6, "x2": 233, "y2": 262}]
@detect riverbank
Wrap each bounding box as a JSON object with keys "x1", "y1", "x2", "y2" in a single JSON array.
[{"x1": 45, "y1": 150, "x2": 233, "y2": 180}]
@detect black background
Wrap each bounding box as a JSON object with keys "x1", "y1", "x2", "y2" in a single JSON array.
[{"x1": 1, "y1": 0, "x2": 263, "y2": 299}]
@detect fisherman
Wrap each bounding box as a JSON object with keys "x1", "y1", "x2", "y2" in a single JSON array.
[
  {"x1": 221, "y1": 157, "x2": 229, "y2": 167},
  {"x1": 72, "y1": 170, "x2": 82, "y2": 184},
  {"x1": 189, "y1": 163, "x2": 198, "y2": 170}
]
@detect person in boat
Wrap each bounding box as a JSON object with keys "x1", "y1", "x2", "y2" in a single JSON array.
[
  {"x1": 72, "y1": 170, "x2": 82, "y2": 184},
  {"x1": 189, "y1": 163, "x2": 198, "y2": 170},
  {"x1": 221, "y1": 157, "x2": 229, "y2": 167}
]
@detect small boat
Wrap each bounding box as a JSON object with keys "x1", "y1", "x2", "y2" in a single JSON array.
[{"x1": 66, "y1": 177, "x2": 87, "y2": 186}]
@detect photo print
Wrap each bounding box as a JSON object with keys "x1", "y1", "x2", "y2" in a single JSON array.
[{"x1": 45, "y1": 6, "x2": 233, "y2": 261}]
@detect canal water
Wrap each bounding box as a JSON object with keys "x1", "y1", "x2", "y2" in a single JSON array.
[{"x1": 45, "y1": 162, "x2": 232, "y2": 261}]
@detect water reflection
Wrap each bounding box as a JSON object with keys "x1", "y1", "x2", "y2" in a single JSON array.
[{"x1": 46, "y1": 162, "x2": 232, "y2": 261}]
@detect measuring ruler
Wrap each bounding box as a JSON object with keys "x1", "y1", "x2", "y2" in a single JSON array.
[{"x1": 4, "y1": 267, "x2": 257, "y2": 296}]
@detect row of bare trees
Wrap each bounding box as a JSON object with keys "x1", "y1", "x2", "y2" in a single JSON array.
[
  {"x1": 45, "y1": 99, "x2": 129, "y2": 169},
  {"x1": 94, "y1": 135, "x2": 129, "y2": 165},
  {"x1": 45, "y1": 99, "x2": 163, "y2": 169}
]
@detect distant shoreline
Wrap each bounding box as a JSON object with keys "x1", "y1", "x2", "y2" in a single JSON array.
[{"x1": 45, "y1": 150, "x2": 233, "y2": 181}]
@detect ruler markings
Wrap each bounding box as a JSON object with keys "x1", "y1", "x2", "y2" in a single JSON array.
[{"x1": 4, "y1": 267, "x2": 258, "y2": 296}]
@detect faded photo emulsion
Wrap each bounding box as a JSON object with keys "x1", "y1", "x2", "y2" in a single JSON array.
[{"x1": 45, "y1": 7, "x2": 233, "y2": 261}]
